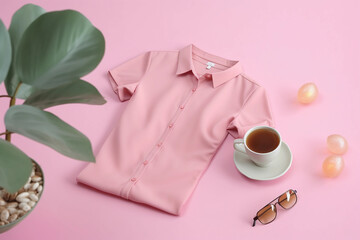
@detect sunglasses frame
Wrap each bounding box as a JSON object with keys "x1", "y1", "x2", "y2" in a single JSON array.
[{"x1": 252, "y1": 189, "x2": 298, "y2": 227}]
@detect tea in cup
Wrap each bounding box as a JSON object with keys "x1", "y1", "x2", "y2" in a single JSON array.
[{"x1": 233, "y1": 126, "x2": 282, "y2": 167}]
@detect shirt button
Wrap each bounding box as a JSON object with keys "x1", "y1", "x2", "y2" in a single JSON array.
[
  {"x1": 205, "y1": 74, "x2": 211, "y2": 79},
  {"x1": 192, "y1": 88, "x2": 197, "y2": 92},
  {"x1": 130, "y1": 177, "x2": 137, "y2": 182},
  {"x1": 179, "y1": 105, "x2": 184, "y2": 109},
  {"x1": 157, "y1": 142, "x2": 162, "y2": 147},
  {"x1": 143, "y1": 161, "x2": 148, "y2": 165},
  {"x1": 169, "y1": 123, "x2": 173, "y2": 128}
]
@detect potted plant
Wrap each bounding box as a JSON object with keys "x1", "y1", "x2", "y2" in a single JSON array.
[{"x1": 0, "y1": 4, "x2": 106, "y2": 232}]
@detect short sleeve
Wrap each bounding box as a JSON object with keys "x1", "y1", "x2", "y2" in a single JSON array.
[
  {"x1": 108, "y1": 51, "x2": 151, "y2": 102},
  {"x1": 227, "y1": 86, "x2": 275, "y2": 139}
]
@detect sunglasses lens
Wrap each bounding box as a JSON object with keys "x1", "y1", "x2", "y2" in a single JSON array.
[
  {"x1": 257, "y1": 204, "x2": 276, "y2": 224},
  {"x1": 278, "y1": 190, "x2": 297, "y2": 209}
]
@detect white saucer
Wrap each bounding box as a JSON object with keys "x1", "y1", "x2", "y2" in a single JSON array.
[{"x1": 233, "y1": 142, "x2": 292, "y2": 181}]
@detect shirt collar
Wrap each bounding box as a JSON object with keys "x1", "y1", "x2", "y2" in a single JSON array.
[{"x1": 176, "y1": 44, "x2": 243, "y2": 88}]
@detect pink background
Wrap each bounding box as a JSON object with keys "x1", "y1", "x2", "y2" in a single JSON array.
[{"x1": 1, "y1": 0, "x2": 360, "y2": 239}]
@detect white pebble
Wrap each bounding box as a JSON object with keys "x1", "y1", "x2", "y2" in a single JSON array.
[
  {"x1": 31, "y1": 182, "x2": 39, "y2": 191},
  {"x1": 16, "y1": 192, "x2": 29, "y2": 201},
  {"x1": 7, "y1": 202, "x2": 18, "y2": 208},
  {"x1": 31, "y1": 169, "x2": 35, "y2": 177},
  {"x1": 31, "y1": 176, "x2": 41, "y2": 182},
  {"x1": 17, "y1": 197, "x2": 30, "y2": 203},
  {"x1": 37, "y1": 185, "x2": 43, "y2": 193},
  {"x1": 17, "y1": 210, "x2": 25, "y2": 217},
  {"x1": 0, "y1": 199, "x2": 6, "y2": 206},
  {"x1": 29, "y1": 193, "x2": 38, "y2": 202},
  {"x1": 9, "y1": 214, "x2": 18, "y2": 222},
  {"x1": 23, "y1": 205, "x2": 31, "y2": 212},
  {"x1": 24, "y1": 183, "x2": 31, "y2": 190},
  {"x1": 0, "y1": 209, "x2": 9, "y2": 221},
  {"x1": 19, "y1": 203, "x2": 31, "y2": 211},
  {"x1": 28, "y1": 201, "x2": 36, "y2": 207},
  {"x1": 8, "y1": 207, "x2": 17, "y2": 214}
]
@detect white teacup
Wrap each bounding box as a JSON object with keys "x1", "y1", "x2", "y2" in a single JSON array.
[{"x1": 233, "y1": 126, "x2": 282, "y2": 167}]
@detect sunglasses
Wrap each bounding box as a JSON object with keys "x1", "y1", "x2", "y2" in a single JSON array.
[{"x1": 252, "y1": 189, "x2": 298, "y2": 227}]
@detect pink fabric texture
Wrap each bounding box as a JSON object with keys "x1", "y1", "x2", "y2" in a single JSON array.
[{"x1": 76, "y1": 44, "x2": 274, "y2": 215}]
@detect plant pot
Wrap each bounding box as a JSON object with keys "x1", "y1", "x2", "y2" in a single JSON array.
[{"x1": 0, "y1": 159, "x2": 44, "y2": 234}]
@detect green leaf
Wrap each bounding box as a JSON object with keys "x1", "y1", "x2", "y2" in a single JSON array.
[
  {"x1": 9, "y1": 4, "x2": 46, "y2": 50},
  {"x1": 15, "y1": 10, "x2": 105, "y2": 89},
  {"x1": 5, "y1": 73, "x2": 34, "y2": 99},
  {"x1": 5, "y1": 105, "x2": 95, "y2": 162},
  {"x1": 5, "y1": 4, "x2": 45, "y2": 98},
  {"x1": 0, "y1": 19, "x2": 12, "y2": 84},
  {"x1": 24, "y1": 79, "x2": 106, "y2": 109},
  {"x1": 11, "y1": 83, "x2": 35, "y2": 99},
  {"x1": 0, "y1": 139, "x2": 33, "y2": 193}
]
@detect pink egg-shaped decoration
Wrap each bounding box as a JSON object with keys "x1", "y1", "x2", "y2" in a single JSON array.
[
  {"x1": 327, "y1": 134, "x2": 348, "y2": 155},
  {"x1": 322, "y1": 155, "x2": 344, "y2": 178},
  {"x1": 297, "y1": 82, "x2": 318, "y2": 104}
]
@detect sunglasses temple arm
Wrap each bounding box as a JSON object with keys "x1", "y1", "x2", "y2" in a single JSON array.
[{"x1": 252, "y1": 217, "x2": 258, "y2": 227}]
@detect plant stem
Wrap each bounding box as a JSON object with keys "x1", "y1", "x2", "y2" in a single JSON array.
[
  {"x1": 0, "y1": 131, "x2": 11, "y2": 136},
  {"x1": 9, "y1": 82, "x2": 22, "y2": 106},
  {"x1": 5, "y1": 82, "x2": 22, "y2": 142},
  {"x1": 0, "y1": 95, "x2": 11, "y2": 98}
]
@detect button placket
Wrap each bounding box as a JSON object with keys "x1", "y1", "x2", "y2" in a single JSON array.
[{"x1": 127, "y1": 79, "x2": 200, "y2": 189}]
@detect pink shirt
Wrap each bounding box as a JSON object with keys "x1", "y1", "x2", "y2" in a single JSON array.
[{"x1": 77, "y1": 44, "x2": 274, "y2": 215}]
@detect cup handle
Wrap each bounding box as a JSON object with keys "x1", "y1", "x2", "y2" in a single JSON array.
[{"x1": 233, "y1": 139, "x2": 246, "y2": 154}]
